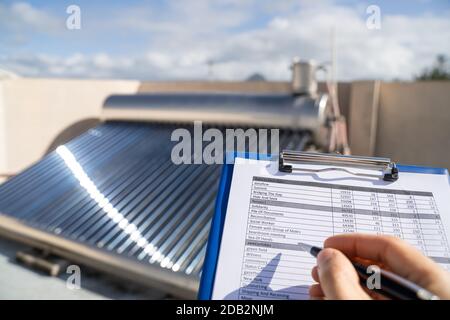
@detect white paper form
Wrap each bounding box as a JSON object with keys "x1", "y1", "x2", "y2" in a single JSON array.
[{"x1": 211, "y1": 157, "x2": 450, "y2": 300}]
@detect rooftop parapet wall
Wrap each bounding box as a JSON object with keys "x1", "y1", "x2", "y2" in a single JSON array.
[
  {"x1": 0, "y1": 78, "x2": 448, "y2": 182},
  {"x1": 0, "y1": 78, "x2": 140, "y2": 180}
]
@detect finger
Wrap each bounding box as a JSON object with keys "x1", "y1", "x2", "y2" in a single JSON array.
[
  {"x1": 317, "y1": 248, "x2": 371, "y2": 300},
  {"x1": 324, "y1": 234, "x2": 450, "y2": 292},
  {"x1": 361, "y1": 285, "x2": 389, "y2": 300},
  {"x1": 311, "y1": 266, "x2": 319, "y2": 282},
  {"x1": 309, "y1": 283, "x2": 324, "y2": 298}
]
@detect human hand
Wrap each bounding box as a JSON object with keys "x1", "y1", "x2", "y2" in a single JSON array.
[{"x1": 309, "y1": 233, "x2": 450, "y2": 299}]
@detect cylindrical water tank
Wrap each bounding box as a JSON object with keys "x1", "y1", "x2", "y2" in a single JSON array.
[{"x1": 102, "y1": 93, "x2": 331, "y2": 148}]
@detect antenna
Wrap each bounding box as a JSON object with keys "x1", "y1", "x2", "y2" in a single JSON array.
[
  {"x1": 207, "y1": 60, "x2": 214, "y2": 81},
  {"x1": 327, "y1": 27, "x2": 351, "y2": 155},
  {"x1": 330, "y1": 27, "x2": 337, "y2": 97}
]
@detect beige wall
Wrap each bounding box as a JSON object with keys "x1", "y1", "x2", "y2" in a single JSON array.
[
  {"x1": 349, "y1": 81, "x2": 450, "y2": 169},
  {"x1": 0, "y1": 78, "x2": 139, "y2": 179},
  {"x1": 376, "y1": 82, "x2": 450, "y2": 169},
  {"x1": 138, "y1": 80, "x2": 291, "y2": 93},
  {"x1": 0, "y1": 84, "x2": 7, "y2": 177}
]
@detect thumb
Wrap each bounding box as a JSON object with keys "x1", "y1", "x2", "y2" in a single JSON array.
[{"x1": 317, "y1": 248, "x2": 371, "y2": 300}]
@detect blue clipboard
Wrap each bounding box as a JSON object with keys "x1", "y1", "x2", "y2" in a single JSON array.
[{"x1": 197, "y1": 152, "x2": 449, "y2": 300}]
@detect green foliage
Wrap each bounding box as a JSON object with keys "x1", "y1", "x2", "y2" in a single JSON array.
[{"x1": 416, "y1": 55, "x2": 450, "y2": 81}]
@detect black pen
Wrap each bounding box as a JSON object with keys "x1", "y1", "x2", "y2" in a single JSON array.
[{"x1": 298, "y1": 242, "x2": 440, "y2": 300}]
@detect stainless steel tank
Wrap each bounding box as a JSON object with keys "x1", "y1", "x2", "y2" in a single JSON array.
[
  {"x1": 103, "y1": 93, "x2": 331, "y2": 149},
  {"x1": 291, "y1": 58, "x2": 320, "y2": 97}
]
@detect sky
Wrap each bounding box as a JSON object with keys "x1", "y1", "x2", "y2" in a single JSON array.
[{"x1": 0, "y1": 0, "x2": 449, "y2": 81}]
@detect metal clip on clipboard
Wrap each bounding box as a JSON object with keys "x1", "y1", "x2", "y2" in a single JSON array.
[{"x1": 278, "y1": 151, "x2": 399, "y2": 182}]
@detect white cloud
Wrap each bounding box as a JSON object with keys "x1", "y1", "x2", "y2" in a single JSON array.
[
  {"x1": 0, "y1": 2, "x2": 63, "y2": 33},
  {"x1": 0, "y1": 1, "x2": 449, "y2": 81},
  {"x1": 269, "y1": 17, "x2": 290, "y2": 30}
]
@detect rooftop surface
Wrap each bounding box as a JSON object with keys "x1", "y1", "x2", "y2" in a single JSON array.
[{"x1": 0, "y1": 237, "x2": 168, "y2": 299}]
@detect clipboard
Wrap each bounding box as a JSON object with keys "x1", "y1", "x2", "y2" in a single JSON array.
[{"x1": 198, "y1": 151, "x2": 449, "y2": 300}]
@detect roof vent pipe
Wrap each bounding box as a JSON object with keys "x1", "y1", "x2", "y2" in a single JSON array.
[{"x1": 291, "y1": 58, "x2": 319, "y2": 97}]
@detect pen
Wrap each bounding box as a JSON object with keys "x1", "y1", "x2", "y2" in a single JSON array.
[{"x1": 298, "y1": 242, "x2": 440, "y2": 300}]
